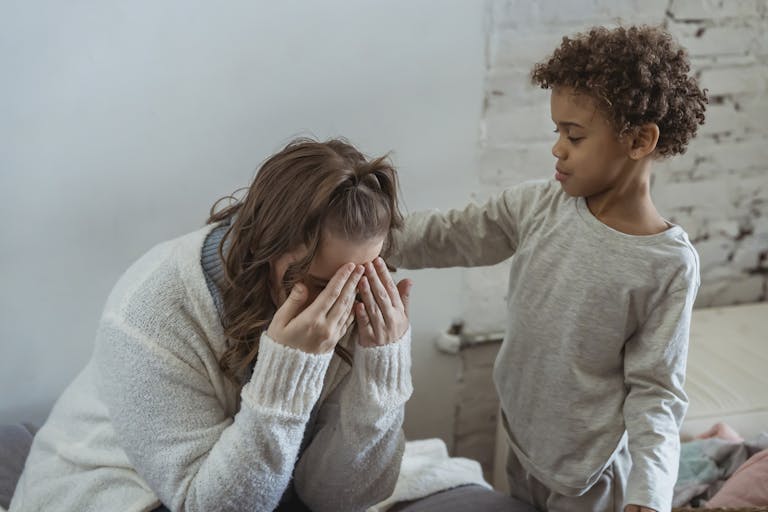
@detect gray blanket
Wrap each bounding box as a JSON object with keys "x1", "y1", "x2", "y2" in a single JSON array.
[{"x1": 0, "y1": 423, "x2": 37, "y2": 509}]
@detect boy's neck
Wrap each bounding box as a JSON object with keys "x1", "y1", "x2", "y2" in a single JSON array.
[{"x1": 585, "y1": 160, "x2": 670, "y2": 236}]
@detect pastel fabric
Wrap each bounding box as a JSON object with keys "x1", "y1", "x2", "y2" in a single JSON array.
[{"x1": 707, "y1": 448, "x2": 768, "y2": 506}]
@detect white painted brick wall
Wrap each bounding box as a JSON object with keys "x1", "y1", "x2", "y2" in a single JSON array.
[
  {"x1": 669, "y1": 21, "x2": 763, "y2": 56},
  {"x1": 668, "y1": 0, "x2": 764, "y2": 21},
  {"x1": 699, "y1": 66, "x2": 768, "y2": 96}
]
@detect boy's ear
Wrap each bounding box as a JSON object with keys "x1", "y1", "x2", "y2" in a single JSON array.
[{"x1": 628, "y1": 123, "x2": 660, "y2": 160}]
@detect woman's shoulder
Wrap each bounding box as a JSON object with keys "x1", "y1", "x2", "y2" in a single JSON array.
[{"x1": 99, "y1": 225, "x2": 223, "y2": 346}]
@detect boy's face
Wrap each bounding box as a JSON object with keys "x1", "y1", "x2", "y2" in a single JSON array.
[{"x1": 550, "y1": 86, "x2": 632, "y2": 198}]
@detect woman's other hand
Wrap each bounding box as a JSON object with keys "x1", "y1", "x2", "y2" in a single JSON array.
[
  {"x1": 267, "y1": 263, "x2": 364, "y2": 354},
  {"x1": 355, "y1": 257, "x2": 412, "y2": 347}
]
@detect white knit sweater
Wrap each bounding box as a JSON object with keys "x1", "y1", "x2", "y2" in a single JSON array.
[{"x1": 10, "y1": 225, "x2": 413, "y2": 512}]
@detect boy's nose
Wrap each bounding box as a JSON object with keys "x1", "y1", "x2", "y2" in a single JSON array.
[{"x1": 552, "y1": 139, "x2": 565, "y2": 159}]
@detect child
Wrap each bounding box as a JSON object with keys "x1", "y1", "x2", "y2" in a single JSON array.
[{"x1": 389, "y1": 26, "x2": 707, "y2": 512}]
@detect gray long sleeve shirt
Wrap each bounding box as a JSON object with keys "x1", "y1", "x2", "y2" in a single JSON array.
[{"x1": 388, "y1": 180, "x2": 699, "y2": 511}]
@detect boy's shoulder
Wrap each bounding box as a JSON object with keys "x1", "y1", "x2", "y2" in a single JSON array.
[
  {"x1": 502, "y1": 178, "x2": 566, "y2": 212},
  {"x1": 665, "y1": 228, "x2": 701, "y2": 290},
  {"x1": 624, "y1": 226, "x2": 700, "y2": 293}
]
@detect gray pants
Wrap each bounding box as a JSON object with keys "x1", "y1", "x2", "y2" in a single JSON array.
[{"x1": 506, "y1": 444, "x2": 630, "y2": 512}]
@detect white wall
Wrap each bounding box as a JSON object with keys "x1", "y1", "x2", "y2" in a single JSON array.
[{"x1": 0, "y1": 1, "x2": 487, "y2": 444}]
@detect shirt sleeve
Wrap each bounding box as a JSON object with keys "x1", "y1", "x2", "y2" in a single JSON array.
[
  {"x1": 97, "y1": 318, "x2": 331, "y2": 512},
  {"x1": 387, "y1": 181, "x2": 544, "y2": 269},
  {"x1": 292, "y1": 329, "x2": 413, "y2": 512},
  {"x1": 622, "y1": 285, "x2": 697, "y2": 511}
]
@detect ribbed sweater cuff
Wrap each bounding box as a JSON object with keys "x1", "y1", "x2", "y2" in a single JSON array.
[
  {"x1": 353, "y1": 328, "x2": 413, "y2": 406},
  {"x1": 241, "y1": 333, "x2": 333, "y2": 418}
]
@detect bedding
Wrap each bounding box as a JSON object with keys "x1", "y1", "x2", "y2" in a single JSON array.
[
  {"x1": 681, "y1": 302, "x2": 768, "y2": 441},
  {"x1": 708, "y1": 448, "x2": 768, "y2": 507},
  {"x1": 0, "y1": 426, "x2": 529, "y2": 511},
  {"x1": 368, "y1": 438, "x2": 492, "y2": 511},
  {"x1": 389, "y1": 484, "x2": 534, "y2": 512},
  {"x1": 673, "y1": 433, "x2": 768, "y2": 506}
]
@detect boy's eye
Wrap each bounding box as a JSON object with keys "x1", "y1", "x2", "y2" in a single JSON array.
[{"x1": 554, "y1": 129, "x2": 584, "y2": 144}]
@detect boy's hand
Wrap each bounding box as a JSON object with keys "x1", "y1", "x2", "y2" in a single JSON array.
[
  {"x1": 624, "y1": 506, "x2": 655, "y2": 512},
  {"x1": 267, "y1": 263, "x2": 364, "y2": 354},
  {"x1": 355, "y1": 257, "x2": 411, "y2": 347}
]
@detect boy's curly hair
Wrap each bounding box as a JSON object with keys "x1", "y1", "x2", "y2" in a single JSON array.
[{"x1": 531, "y1": 25, "x2": 707, "y2": 157}]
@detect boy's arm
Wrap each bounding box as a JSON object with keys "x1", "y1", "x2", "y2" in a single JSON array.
[
  {"x1": 622, "y1": 285, "x2": 697, "y2": 512},
  {"x1": 387, "y1": 182, "x2": 541, "y2": 269}
]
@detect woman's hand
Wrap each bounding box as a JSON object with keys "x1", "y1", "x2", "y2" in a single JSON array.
[
  {"x1": 624, "y1": 506, "x2": 655, "y2": 512},
  {"x1": 355, "y1": 257, "x2": 412, "y2": 347},
  {"x1": 267, "y1": 263, "x2": 364, "y2": 354}
]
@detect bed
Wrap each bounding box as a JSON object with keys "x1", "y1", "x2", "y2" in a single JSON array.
[{"x1": 681, "y1": 302, "x2": 768, "y2": 442}]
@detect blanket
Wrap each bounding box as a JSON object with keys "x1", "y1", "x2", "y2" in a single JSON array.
[
  {"x1": 673, "y1": 430, "x2": 768, "y2": 507},
  {"x1": 368, "y1": 438, "x2": 491, "y2": 512}
]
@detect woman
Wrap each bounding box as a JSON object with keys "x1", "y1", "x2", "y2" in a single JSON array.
[{"x1": 10, "y1": 138, "x2": 413, "y2": 512}]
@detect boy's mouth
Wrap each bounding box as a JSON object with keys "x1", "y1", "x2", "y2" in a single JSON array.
[{"x1": 555, "y1": 167, "x2": 571, "y2": 181}]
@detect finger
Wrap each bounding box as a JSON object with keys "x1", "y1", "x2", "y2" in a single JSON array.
[
  {"x1": 327, "y1": 265, "x2": 365, "y2": 325},
  {"x1": 305, "y1": 263, "x2": 357, "y2": 316},
  {"x1": 374, "y1": 257, "x2": 403, "y2": 310},
  {"x1": 272, "y1": 283, "x2": 308, "y2": 327},
  {"x1": 365, "y1": 262, "x2": 396, "y2": 326},
  {"x1": 340, "y1": 309, "x2": 355, "y2": 338},
  {"x1": 365, "y1": 262, "x2": 392, "y2": 310},
  {"x1": 344, "y1": 310, "x2": 355, "y2": 330},
  {"x1": 359, "y1": 275, "x2": 386, "y2": 339},
  {"x1": 354, "y1": 301, "x2": 376, "y2": 344},
  {"x1": 396, "y1": 279, "x2": 412, "y2": 318}
]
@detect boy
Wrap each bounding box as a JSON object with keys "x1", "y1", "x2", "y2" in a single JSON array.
[{"x1": 389, "y1": 26, "x2": 706, "y2": 511}]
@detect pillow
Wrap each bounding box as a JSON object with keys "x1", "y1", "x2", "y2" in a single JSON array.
[
  {"x1": 707, "y1": 448, "x2": 768, "y2": 506},
  {"x1": 0, "y1": 423, "x2": 38, "y2": 509}
]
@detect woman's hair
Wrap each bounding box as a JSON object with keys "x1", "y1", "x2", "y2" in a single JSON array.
[
  {"x1": 208, "y1": 138, "x2": 403, "y2": 383},
  {"x1": 530, "y1": 25, "x2": 707, "y2": 157}
]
